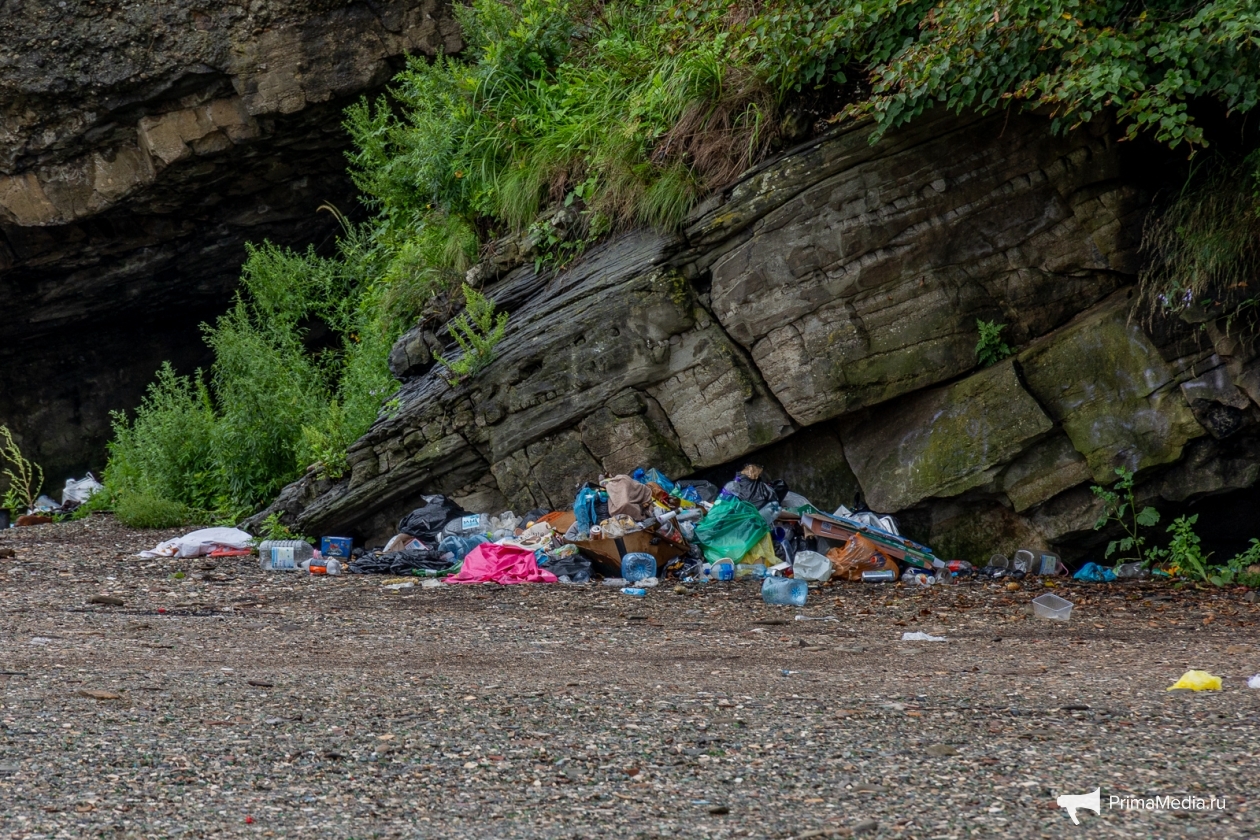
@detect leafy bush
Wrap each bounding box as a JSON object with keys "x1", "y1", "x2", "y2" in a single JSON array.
[
  {"x1": 975, "y1": 319, "x2": 1013, "y2": 367},
  {"x1": 102, "y1": 240, "x2": 397, "y2": 522},
  {"x1": 1209, "y1": 539, "x2": 1260, "y2": 587},
  {"x1": 113, "y1": 492, "x2": 196, "y2": 530}
]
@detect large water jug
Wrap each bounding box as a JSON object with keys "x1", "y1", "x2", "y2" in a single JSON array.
[
  {"x1": 620, "y1": 552, "x2": 656, "y2": 583},
  {"x1": 761, "y1": 576, "x2": 808, "y2": 606}
]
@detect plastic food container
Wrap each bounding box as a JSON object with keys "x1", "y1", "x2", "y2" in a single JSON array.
[{"x1": 1032, "y1": 593, "x2": 1073, "y2": 621}]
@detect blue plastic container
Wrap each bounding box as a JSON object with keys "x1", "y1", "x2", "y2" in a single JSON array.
[
  {"x1": 761, "y1": 576, "x2": 808, "y2": 606},
  {"x1": 620, "y1": 552, "x2": 657, "y2": 583}
]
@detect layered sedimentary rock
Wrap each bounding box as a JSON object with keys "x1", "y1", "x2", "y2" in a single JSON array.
[
  {"x1": 254, "y1": 109, "x2": 1258, "y2": 559},
  {"x1": 0, "y1": 0, "x2": 459, "y2": 483}
]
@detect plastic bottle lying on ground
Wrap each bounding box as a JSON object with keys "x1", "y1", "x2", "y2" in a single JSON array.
[
  {"x1": 621, "y1": 587, "x2": 647, "y2": 597},
  {"x1": 258, "y1": 540, "x2": 313, "y2": 571},
  {"x1": 762, "y1": 576, "x2": 808, "y2": 606}
]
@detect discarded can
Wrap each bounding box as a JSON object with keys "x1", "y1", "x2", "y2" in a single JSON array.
[
  {"x1": 861, "y1": 569, "x2": 895, "y2": 582},
  {"x1": 621, "y1": 587, "x2": 647, "y2": 597}
]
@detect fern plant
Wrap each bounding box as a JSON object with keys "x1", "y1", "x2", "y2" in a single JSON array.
[
  {"x1": 436, "y1": 284, "x2": 509, "y2": 383},
  {"x1": 0, "y1": 424, "x2": 43, "y2": 518},
  {"x1": 975, "y1": 319, "x2": 1013, "y2": 367}
]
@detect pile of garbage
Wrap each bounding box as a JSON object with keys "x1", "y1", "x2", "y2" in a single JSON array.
[{"x1": 247, "y1": 463, "x2": 978, "y2": 605}]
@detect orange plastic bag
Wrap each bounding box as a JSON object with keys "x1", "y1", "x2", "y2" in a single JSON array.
[{"x1": 827, "y1": 535, "x2": 899, "y2": 581}]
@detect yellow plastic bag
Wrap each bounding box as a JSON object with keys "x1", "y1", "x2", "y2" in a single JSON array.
[{"x1": 1166, "y1": 670, "x2": 1222, "y2": 691}]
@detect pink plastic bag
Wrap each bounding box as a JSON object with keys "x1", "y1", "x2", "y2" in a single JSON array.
[{"x1": 445, "y1": 543, "x2": 558, "y2": 585}]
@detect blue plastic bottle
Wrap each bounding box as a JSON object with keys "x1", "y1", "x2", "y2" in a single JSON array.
[
  {"x1": 620, "y1": 552, "x2": 656, "y2": 583},
  {"x1": 761, "y1": 576, "x2": 808, "y2": 606}
]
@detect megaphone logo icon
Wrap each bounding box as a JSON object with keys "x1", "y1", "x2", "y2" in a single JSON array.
[{"x1": 1056, "y1": 788, "x2": 1101, "y2": 825}]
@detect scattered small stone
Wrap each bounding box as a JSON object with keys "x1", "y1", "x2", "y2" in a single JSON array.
[
  {"x1": 77, "y1": 690, "x2": 121, "y2": 700},
  {"x1": 674, "y1": 585, "x2": 688, "y2": 595},
  {"x1": 852, "y1": 818, "x2": 879, "y2": 835},
  {"x1": 925, "y1": 744, "x2": 958, "y2": 756},
  {"x1": 707, "y1": 805, "x2": 729, "y2": 815},
  {"x1": 1061, "y1": 704, "x2": 1090, "y2": 711},
  {"x1": 246, "y1": 680, "x2": 274, "y2": 688},
  {"x1": 0, "y1": 547, "x2": 15, "y2": 558},
  {"x1": 88, "y1": 594, "x2": 124, "y2": 606}
]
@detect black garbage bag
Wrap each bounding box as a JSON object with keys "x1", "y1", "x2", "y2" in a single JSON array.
[
  {"x1": 542, "y1": 554, "x2": 591, "y2": 583},
  {"x1": 720, "y1": 474, "x2": 775, "y2": 508},
  {"x1": 398, "y1": 495, "x2": 467, "y2": 542},
  {"x1": 349, "y1": 548, "x2": 455, "y2": 576},
  {"x1": 770, "y1": 479, "x2": 790, "y2": 504},
  {"x1": 675, "y1": 479, "x2": 720, "y2": 503}
]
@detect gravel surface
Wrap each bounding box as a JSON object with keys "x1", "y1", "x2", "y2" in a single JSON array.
[{"x1": 1, "y1": 516, "x2": 1258, "y2": 838}]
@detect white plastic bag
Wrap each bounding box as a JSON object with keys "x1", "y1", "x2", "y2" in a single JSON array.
[
  {"x1": 62, "y1": 474, "x2": 103, "y2": 505},
  {"x1": 792, "y1": 550, "x2": 833, "y2": 582},
  {"x1": 137, "y1": 527, "x2": 253, "y2": 558}
]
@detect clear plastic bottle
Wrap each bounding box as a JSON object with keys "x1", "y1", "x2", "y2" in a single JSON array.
[
  {"x1": 761, "y1": 576, "x2": 808, "y2": 606},
  {"x1": 621, "y1": 587, "x2": 647, "y2": 597},
  {"x1": 258, "y1": 540, "x2": 313, "y2": 571},
  {"x1": 1115, "y1": 562, "x2": 1148, "y2": 579}
]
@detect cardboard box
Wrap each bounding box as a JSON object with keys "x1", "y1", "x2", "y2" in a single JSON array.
[
  {"x1": 574, "y1": 529, "x2": 686, "y2": 578},
  {"x1": 799, "y1": 512, "x2": 935, "y2": 569}
]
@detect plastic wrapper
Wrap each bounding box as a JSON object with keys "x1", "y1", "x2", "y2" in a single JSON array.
[
  {"x1": 1073, "y1": 561, "x2": 1117, "y2": 582},
  {"x1": 792, "y1": 550, "x2": 833, "y2": 582},
  {"x1": 1166, "y1": 670, "x2": 1222, "y2": 691},
  {"x1": 827, "y1": 535, "x2": 899, "y2": 581}
]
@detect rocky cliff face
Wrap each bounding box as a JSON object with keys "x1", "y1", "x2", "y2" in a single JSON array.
[
  {"x1": 252, "y1": 109, "x2": 1259, "y2": 560},
  {"x1": 0, "y1": 0, "x2": 459, "y2": 485}
]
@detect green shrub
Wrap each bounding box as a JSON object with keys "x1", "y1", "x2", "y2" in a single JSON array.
[
  {"x1": 113, "y1": 492, "x2": 195, "y2": 530},
  {"x1": 1209, "y1": 539, "x2": 1260, "y2": 587}
]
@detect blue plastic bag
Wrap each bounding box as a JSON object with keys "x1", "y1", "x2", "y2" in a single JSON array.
[
  {"x1": 574, "y1": 486, "x2": 600, "y2": 535},
  {"x1": 1073, "y1": 561, "x2": 1117, "y2": 582},
  {"x1": 437, "y1": 534, "x2": 488, "y2": 563},
  {"x1": 643, "y1": 468, "x2": 675, "y2": 492}
]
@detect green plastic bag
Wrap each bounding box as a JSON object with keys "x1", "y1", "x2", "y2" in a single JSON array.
[{"x1": 694, "y1": 498, "x2": 771, "y2": 564}]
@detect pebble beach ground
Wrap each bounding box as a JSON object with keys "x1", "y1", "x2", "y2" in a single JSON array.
[{"x1": 1, "y1": 516, "x2": 1258, "y2": 838}]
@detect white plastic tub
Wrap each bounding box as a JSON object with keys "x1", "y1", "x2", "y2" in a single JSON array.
[{"x1": 1032, "y1": 593, "x2": 1073, "y2": 621}]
